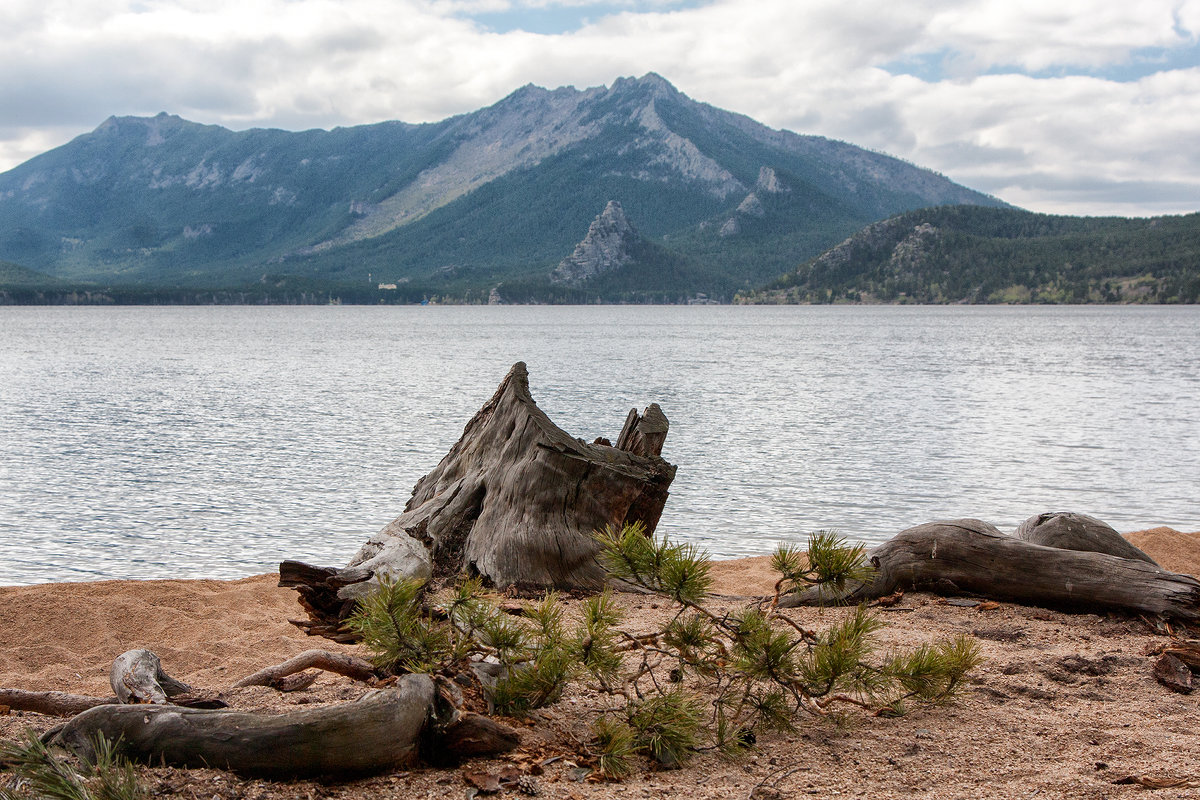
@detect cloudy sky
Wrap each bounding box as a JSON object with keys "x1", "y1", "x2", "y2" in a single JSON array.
[{"x1": 2, "y1": 0, "x2": 1198, "y2": 216}]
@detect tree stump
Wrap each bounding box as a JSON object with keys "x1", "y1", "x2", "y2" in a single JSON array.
[{"x1": 283, "y1": 362, "x2": 677, "y2": 636}]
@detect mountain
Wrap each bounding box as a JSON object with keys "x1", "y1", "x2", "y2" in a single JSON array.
[
  {"x1": 740, "y1": 205, "x2": 1200, "y2": 304},
  {"x1": 0, "y1": 73, "x2": 1004, "y2": 301},
  {"x1": 0, "y1": 260, "x2": 60, "y2": 287}
]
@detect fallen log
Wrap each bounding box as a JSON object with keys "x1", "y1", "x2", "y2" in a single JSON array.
[
  {"x1": 781, "y1": 519, "x2": 1200, "y2": 621},
  {"x1": 284, "y1": 362, "x2": 677, "y2": 637},
  {"x1": 0, "y1": 689, "x2": 116, "y2": 717},
  {"x1": 1015, "y1": 511, "x2": 1158, "y2": 565},
  {"x1": 50, "y1": 672, "x2": 517, "y2": 778}
]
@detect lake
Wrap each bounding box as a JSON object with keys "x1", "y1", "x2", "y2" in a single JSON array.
[{"x1": 1, "y1": 304, "x2": 1197, "y2": 585}]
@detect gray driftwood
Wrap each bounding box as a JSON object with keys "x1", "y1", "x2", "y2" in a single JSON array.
[
  {"x1": 284, "y1": 362, "x2": 676, "y2": 637},
  {"x1": 232, "y1": 649, "x2": 378, "y2": 689},
  {"x1": 110, "y1": 649, "x2": 192, "y2": 704},
  {"x1": 1015, "y1": 511, "x2": 1158, "y2": 565},
  {"x1": 0, "y1": 689, "x2": 117, "y2": 717},
  {"x1": 50, "y1": 672, "x2": 517, "y2": 778},
  {"x1": 51, "y1": 675, "x2": 432, "y2": 777},
  {"x1": 1, "y1": 648, "x2": 232, "y2": 717},
  {"x1": 781, "y1": 518, "x2": 1200, "y2": 620},
  {"x1": 366, "y1": 361, "x2": 675, "y2": 586}
]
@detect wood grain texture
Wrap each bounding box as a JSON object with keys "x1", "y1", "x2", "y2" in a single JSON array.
[
  {"x1": 52, "y1": 674, "x2": 438, "y2": 778},
  {"x1": 782, "y1": 518, "x2": 1200, "y2": 620}
]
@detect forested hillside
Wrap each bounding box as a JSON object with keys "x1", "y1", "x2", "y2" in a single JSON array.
[{"x1": 742, "y1": 206, "x2": 1200, "y2": 304}]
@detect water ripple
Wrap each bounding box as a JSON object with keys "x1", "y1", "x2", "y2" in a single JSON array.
[{"x1": 1, "y1": 305, "x2": 1198, "y2": 584}]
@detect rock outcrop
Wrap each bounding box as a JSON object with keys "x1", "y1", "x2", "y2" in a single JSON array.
[
  {"x1": 720, "y1": 165, "x2": 788, "y2": 236},
  {"x1": 550, "y1": 200, "x2": 640, "y2": 285},
  {"x1": 755, "y1": 166, "x2": 788, "y2": 194}
]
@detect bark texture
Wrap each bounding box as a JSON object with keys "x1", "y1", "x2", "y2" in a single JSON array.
[
  {"x1": 373, "y1": 361, "x2": 676, "y2": 587},
  {"x1": 52, "y1": 675, "x2": 438, "y2": 778},
  {"x1": 1014, "y1": 511, "x2": 1158, "y2": 565},
  {"x1": 283, "y1": 362, "x2": 676, "y2": 636},
  {"x1": 781, "y1": 518, "x2": 1200, "y2": 620},
  {"x1": 110, "y1": 649, "x2": 193, "y2": 704}
]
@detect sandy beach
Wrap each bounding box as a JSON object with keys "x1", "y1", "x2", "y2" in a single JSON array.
[{"x1": 3, "y1": 528, "x2": 1200, "y2": 799}]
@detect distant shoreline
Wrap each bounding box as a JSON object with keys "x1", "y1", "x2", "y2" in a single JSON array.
[{"x1": 3, "y1": 287, "x2": 1198, "y2": 307}]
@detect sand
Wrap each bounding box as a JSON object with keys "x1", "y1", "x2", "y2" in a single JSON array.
[{"x1": 2, "y1": 529, "x2": 1200, "y2": 799}]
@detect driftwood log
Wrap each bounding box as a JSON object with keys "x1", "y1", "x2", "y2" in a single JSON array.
[
  {"x1": 46, "y1": 666, "x2": 519, "y2": 778},
  {"x1": 232, "y1": 649, "x2": 378, "y2": 690},
  {"x1": 0, "y1": 646, "x2": 228, "y2": 716},
  {"x1": 0, "y1": 649, "x2": 371, "y2": 718},
  {"x1": 284, "y1": 361, "x2": 677, "y2": 638},
  {"x1": 51, "y1": 675, "x2": 437, "y2": 778},
  {"x1": 782, "y1": 518, "x2": 1200, "y2": 620},
  {"x1": 0, "y1": 689, "x2": 117, "y2": 717},
  {"x1": 8, "y1": 648, "x2": 518, "y2": 778},
  {"x1": 1014, "y1": 511, "x2": 1158, "y2": 564}
]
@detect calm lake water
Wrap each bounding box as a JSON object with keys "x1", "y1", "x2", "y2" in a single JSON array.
[{"x1": 1, "y1": 304, "x2": 1197, "y2": 585}]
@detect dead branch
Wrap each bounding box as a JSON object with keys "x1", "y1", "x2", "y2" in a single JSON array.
[
  {"x1": 233, "y1": 649, "x2": 379, "y2": 689},
  {"x1": 0, "y1": 689, "x2": 116, "y2": 717}
]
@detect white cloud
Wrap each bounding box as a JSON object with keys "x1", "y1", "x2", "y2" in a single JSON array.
[
  {"x1": 921, "y1": 0, "x2": 1191, "y2": 71},
  {"x1": 1, "y1": 0, "x2": 1198, "y2": 216},
  {"x1": 878, "y1": 70, "x2": 1200, "y2": 214}
]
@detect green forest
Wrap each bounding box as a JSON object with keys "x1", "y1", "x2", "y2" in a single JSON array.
[{"x1": 741, "y1": 206, "x2": 1200, "y2": 305}]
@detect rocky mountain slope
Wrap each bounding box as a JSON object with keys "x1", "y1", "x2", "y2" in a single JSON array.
[
  {"x1": 0, "y1": 73, "x2": 1004, "y2": 300},
  {"x1": 551, "y1": 200, "x2": 640, "y2": 285}
]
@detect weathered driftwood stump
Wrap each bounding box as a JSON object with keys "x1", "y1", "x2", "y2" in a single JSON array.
[
  {"x1": 782, "y1": 517, "x2": 1200, "y2": 620},
  {"x1": 283, "y1": 362, "x2": 677, "y2": 638},
  {"x1": 110, "y1": 649, "x2": 192, "y2": 704}
]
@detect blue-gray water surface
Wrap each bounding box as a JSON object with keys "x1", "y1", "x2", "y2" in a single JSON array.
[{"x1": 1, "y1": 304, "x2": 1197, "y2": 585}]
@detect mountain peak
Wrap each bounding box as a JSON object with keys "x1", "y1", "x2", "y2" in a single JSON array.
[
  {"x1": 550, "y1": 200, "x2": 640, "y2": 285},
  {"x1": 93, "y1": 112, "x2": 198, "y2": 147},
  {"x1": 96, "y1": 112, "x2": 186, "y2": 130},
  {"x1": 611, "y1": 72, "x2": 679, "y2": 99}
]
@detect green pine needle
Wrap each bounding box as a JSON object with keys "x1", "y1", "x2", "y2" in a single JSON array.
[
  {"x1": 0, "y1": 731, "x2": 147, "y2": 800},
  {"x1": 491, "y1": 646, "x2": 574, "y2": 715},
  {"x1": 591, "y1": 716, "x2": 637, "y2": 779},
  {"x1": 805, "y1": 530, "x2": 875, "y2": 591},
  {"x1": 343, "y1": 576, "x2": 450, "y2": 674},
  {"x1": 628, "y1": 690, "x2": 705, "y2": 767}
]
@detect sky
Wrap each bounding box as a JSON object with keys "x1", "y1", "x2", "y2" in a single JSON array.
[{"x1": 1, "y1": 0, "x2": 1198, "y2": 217}]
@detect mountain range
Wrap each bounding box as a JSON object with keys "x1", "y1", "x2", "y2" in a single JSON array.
[{"x1": 0, "y1": 73, "x2": 1004, "y2": 302}]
